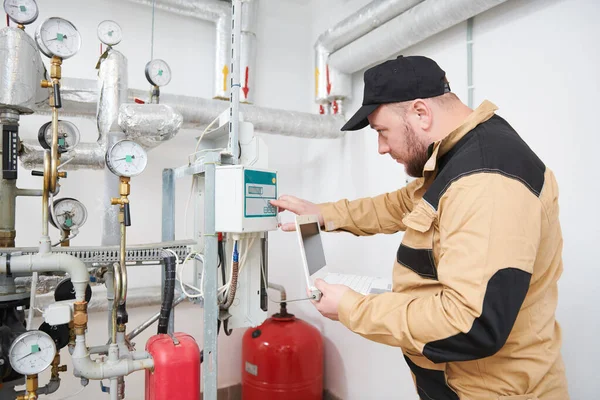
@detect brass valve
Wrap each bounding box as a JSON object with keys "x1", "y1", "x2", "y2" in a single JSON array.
[
  {"x1": 16, "y1": 375, "x2": 38, "y2": 400},
  {"x1": 73, "y1": 301, "x2": 88, "y2": 335},
  {"x1": 111, "y1": 177, "x2": 131, "y2": 226},
  {"x1": 50, "y1": 353, "x2": 67, "y2": 378}
]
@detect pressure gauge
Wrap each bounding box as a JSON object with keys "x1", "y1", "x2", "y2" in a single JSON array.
[
  {"x1": 106, "y1": 140, "x2": 148, "y2": 177},
  {"x1": 38, "y1": 120, "x2": 80, "y2": 153},
  {"x1": 3, "y1": 0, "x2": 38, "y2": 25},
  {"x1": 50, "y1": 198, "x2": 87, "y2": 231},
  {"x1": 35, "y1": 17, "x2": 81, "y2": 59},
  {"x1": 145, "y1": 59, "x2": 172, "y2": 87},
  {"x1": 97, "y1": 20, "x2": 122, "y2": 46},
  {"x1": 9, "y1": 330, "x2": 57, "y2": 375}
]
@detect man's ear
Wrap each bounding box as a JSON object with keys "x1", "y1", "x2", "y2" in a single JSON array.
[{"x1": 411, "y1": 99, "x2": 433, "y2": 130}]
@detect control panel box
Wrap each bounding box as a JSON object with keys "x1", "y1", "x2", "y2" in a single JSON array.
[{"x1": 215, "y1": 166, "x2": 278, "y2": 233}]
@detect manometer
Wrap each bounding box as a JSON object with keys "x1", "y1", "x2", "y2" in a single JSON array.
[
  {"x1": 50, "y1": 197, "x2": 87, "y2": 231},
  {"x1": 3, "y1": 0, "x2": 38, "y2": 25},
  {"x1": 145, "y1": 59, "x2": 172, "y2": 87},
  {"x1": 35, "y1": 17, "x2": 81, "y2": 59},
  {"x1": 105, "y1": 140, "x2": 148, "y2": 177},
  {"x1": 38, "y1": 120, "x2": 80, "y2": 153},
  {"x1": 9, "y1": 330, "x2": 57, "y2": 375},
  {"x1": 97, "y1": 20, "x2": 122, "y2": 46}
]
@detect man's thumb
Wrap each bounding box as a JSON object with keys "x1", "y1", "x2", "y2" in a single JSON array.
[{"x1": 314, "y1": 278, "x2": 327, "y2": 291}]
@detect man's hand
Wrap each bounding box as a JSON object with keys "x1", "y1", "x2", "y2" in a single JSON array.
[
  {"x1": 270, "y1": 195, "x2": 324, "y2": 231},
  {"x1": 310, "y1": 279, "x2": 350, "y2": 321}
]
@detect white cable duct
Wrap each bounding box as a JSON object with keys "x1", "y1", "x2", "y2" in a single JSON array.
[
  {"x1": 329, "y1": 0, "x2": 509, "y2": 74},
  {"x1": 125, "y1": 0, "x2": 234, "y2": 100},
  {"x1": 314, "y1": 0, "x2": 423, "y2": 104}
]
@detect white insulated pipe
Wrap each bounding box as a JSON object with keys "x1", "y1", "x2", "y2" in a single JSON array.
[
  {"x1": 0, "y1": 253, "x2": 89, "y2": 301},
  {"x1": 328, "y1": 0, "x2": 509, "y2": 74},
  {"x1": 229, "y1": 0, "x2": 242, "y2": 162},
  {"x1": 72, "y1": 337, "x2": 153, "y2": 380}
]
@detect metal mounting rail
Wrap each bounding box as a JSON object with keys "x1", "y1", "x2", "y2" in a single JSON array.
[{"x1": 0, "y1": 239, "x2": 195, "y2": 266}]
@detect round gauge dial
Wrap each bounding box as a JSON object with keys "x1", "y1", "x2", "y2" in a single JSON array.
[
  {"x1": 97, "y1": 20, "x2": 122, "y2": 46},
  {"x1": 105, "y1": 140, "x2": 148, "y2": 177},
  {"x1": 50, "y1": 198, "x2": 87, "y2": 231},
  {"x1": 35, "y1": 17, "x2": 81, "y2": 59},
  {"x1": 145, "y1": 59, "x2": 172, "y2": 87},
  {"x1": 38, "y1": 120, "x2": 80, "y2": 153},
  {"x1": 3, "y1": 0, "x2": 38, "y2": 25},
  {"x1": 9, "y1": 330, "x2": 57, "y2": 375}
]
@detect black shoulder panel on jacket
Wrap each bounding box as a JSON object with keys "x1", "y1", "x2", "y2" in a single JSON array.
[
  {"x1": 423, "y1": 115, "x2": 546, "y2": 211},
  {"x1": 423, "y1": 267, "x2": 532, "y2": 363}
]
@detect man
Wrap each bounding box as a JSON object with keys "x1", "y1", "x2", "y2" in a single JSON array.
[{"x1": 271, "y1": 55, "x2": 569, "y2": 399}]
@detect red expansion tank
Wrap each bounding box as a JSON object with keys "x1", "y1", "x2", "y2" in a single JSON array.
[
  {"x1": 145, "y1": 332, "x2": 200, "y2": 400},
  {"x1": 242, "y1": 307, "x2": 323, "y2": 399}
]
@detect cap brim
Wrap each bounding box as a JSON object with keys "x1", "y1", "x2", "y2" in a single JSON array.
[{"x1": 341, "y1": 104, "x2": 380, "y2": 131}]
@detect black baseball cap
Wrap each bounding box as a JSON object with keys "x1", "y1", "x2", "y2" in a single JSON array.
[{"x1": 341, "y1": 55, "x2": 451, "y2": 131}]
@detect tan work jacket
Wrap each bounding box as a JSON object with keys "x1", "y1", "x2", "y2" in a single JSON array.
[{"x1": 319, "y1": 101, "x2": 569, "y2": 400}]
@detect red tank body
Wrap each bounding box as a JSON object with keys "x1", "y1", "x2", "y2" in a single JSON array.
[
  {"x1": 242, "y1": 312, "x2": 323, "y2": 400},
  {"x1": 145, "y1": 332, "x2": 200, "y2": 400}
]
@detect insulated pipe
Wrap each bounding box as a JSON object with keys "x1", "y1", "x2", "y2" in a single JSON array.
[
  {"x1": 157, "y1": 255, "x2": 176, "y2": 334},
  {"x1": 71, "y1": 336, "x2": 153, "y2": 380},
  {"x1": 0, "y1": 253, "x2": 89, "y2": 301},
  {"x1": 329, "y1": 0, "x2": 509, "y2": 74},
  {"x1": 314, "y1": 0, "x2": 422, "y2": 103},
  {"x1": 229, "y1": 0, "x2": 242, "y2": 162},
  {"x1": 268, "y1": 282, "x2": 286, "y2": 302}
]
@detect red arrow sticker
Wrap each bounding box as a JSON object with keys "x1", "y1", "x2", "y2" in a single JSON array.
[
  {"x1": 242, "y1": 67, "x2": 250, "y2": 98},
  {"x1": 326, "y1": 64, "x2": 332, "y2": 95}
]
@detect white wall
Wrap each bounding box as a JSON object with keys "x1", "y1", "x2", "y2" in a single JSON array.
[
  {"x1": 8, "y1": 0, "x2": 599, "y2": 399},
  {"x1": 293, "y1": 0, "x2": 599, "y2": 399}
]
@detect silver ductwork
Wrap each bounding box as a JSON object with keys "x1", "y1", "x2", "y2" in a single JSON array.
[
  {"x1": 329, "y1": 0, "x2": 509, "y2": 74},
  {"x1": 128, "y1": 89, "x2": 345, "y2": 138},
  {"x1": 314, "y1": 0, "x2": 423, "y2": 104},
  {"x1": 20, "y1": 141, "x2": 105, "y2": 170},
  {"x1": 35, "y1": 77, "x2": 98, "y2": 118},
  {"x1": 97, "y1": 50, "x2": 129, "y2": 145},
  {"x1": 0, "y1": 27, "x2": 48, "y2": 114},
  {"x1": 118, "y1": 103, "x2": 183, "y2": 149}
]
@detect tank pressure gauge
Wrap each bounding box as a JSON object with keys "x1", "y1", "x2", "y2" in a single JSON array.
[
  {"x1": 145, "y1": 59, "x2": 172, "y2": 87},
  {"x1": 38, "y1": 120, "x2": 80, "y2": 153},
  {"x1": 35, "y1": 17, "x2": 81, "y2": 59},
  {"x1": 97, "y1": 20, "x2": 122, "y2": 46},
  {"x1": 3, "y1": 0, "x2": 38, "y2": 25},
  {"x1": 9, "y1": 330, "x2": 57, "y2": 375},
  {"x1": 50, "y1": 197, "x2": 87, "y2": 231},
  {"x1": 106, "y1": 140, "x2": 148, "y2": 178}
]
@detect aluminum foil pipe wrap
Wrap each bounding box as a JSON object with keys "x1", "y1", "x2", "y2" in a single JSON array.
[
  {"x1": 329, "y1": 0, "x2": 508, "y2": 74},
  {"x1": 19, "y1": 141, "x2": 105, "y2": 170},
  {"x1": 314, "y1": 0, "x2": 422, "y2": 103},
  {"x1": 102, "y1": 132, "x2": 125, "y2": 247},
  {"x1": 32, "y1": 78, "x2": 99, "y2": 119},
  {"x1": 214, "y1": 13, "x2": 232, "y2": 100},
  {"x1": 127, "y1": 90, "x2": 346, "y2": 138},
  {"x1": 0, "y1": 27, "x2": 48, "y2": 114},
  {"x1": 118, "y1": 104, "x2": 183, "y2": 150},
  {"x1": 97, "y1": 50, "x2": 128, "y2": 147}
]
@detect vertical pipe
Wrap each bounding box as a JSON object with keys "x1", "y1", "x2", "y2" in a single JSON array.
[
  {"x1": 466, "y1": 17, "x2": 474, "y2": 108},
  {"x1": 161, "y1": 169, "x2": 176, "y2": 333},
  {"x1": 202, "y1": 156, "x2": 218, "y2": 399},
  {"x1": 0, "y1": 111, "x2": 19, "y2": 248},
  {"x1": 229, "y1": 0, "x2": 242, "y2": 163}
]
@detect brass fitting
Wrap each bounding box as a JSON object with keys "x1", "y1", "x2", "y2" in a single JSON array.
[
  {"x1": 73, "y1": 301, "x2": 88, "y2": 335},
  {"x1": 0, "y1": 231, "x2": 16, "y2": 248},
  {"x1": 111, "y1": 177, "x2": 131, "y2": 207},
  {"x1": 16, "y1": 375, "x2": 38, "y2": 400},
  {"x1": 117, "y1": 324, "x2": 126, "y2": 333},
  {"x1": 50, "y1": 353, "x2": 67, "y2": 379},
  {"x1": 49, "y1": 56, "x2": 62, "y2": 80}
]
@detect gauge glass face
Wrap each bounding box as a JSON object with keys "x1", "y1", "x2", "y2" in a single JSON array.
[
  {"x1": 9, "y1": 331, "x2": 57, "y2": 375},
  {"x1": 44, "y1": 120, "x2": 80, "y2": 152},
  {"x1": 106, "y1": 140, "x2": 148, "y2": 177},
  {"x1": 52, "y1": 198, "x2": 87, "y2": 230},
  {"x1": 36, "y1": 17, "x2": 81, "y2": 59},
  {"x1": 145, "y1": 59, "x2": 172, "y2": 87},
  {"x1": 3, "y1": 0, "x2": 38, "y2": 25},
  {"x1": 97, "y1": 20, "x2": 122, "y2": 46}
]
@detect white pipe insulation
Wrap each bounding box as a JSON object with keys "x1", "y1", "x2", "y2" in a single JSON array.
[
  {"x1": 0, "y1": 253, "x2": 89, "y2": 301},
  {"x1": 328, "y1": 0, "x2": 509, "y2": 74},
  {"x1": 314, "y1": 0, "x2": 423, "y2": 103}
]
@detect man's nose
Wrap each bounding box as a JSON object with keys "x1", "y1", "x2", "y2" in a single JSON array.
[{"x1": 378, "y1": 139, "x2": 389, "y2": 155}]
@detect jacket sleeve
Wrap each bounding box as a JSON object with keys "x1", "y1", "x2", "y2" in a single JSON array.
[
  {"x1": 336, "y1": 173, "x2": 541, "y2": 362},
  {"x1": 317, "y1": 178, "x2": 423, "y2": 236}
]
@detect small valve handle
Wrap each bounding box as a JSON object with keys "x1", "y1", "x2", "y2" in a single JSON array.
[
  {"x1": 31, "y1": 171, "x2": 44, "y2": 177},
  {"x1": 123, "y1": 203, "x2": 131, "y2": 227}
]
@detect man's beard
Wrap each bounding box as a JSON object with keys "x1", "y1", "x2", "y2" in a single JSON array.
[{"x1": 404, "y1": 124, "x2": 430, "y2": 178}]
